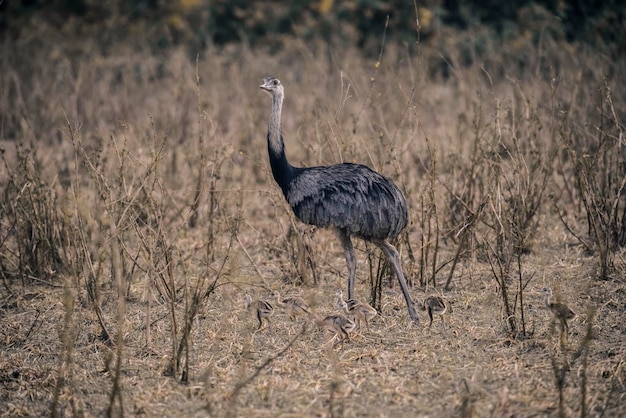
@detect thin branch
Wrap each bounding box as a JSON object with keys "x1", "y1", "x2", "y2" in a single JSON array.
[{"x1": 225, "y1": 324, "x2": 307, "y2": 414}]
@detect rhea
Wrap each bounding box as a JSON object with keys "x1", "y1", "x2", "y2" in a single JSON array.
[
  {"x1": 244, "y1": 294, "x2": 274, "y2": 330},
  {"x1": 260, "y1": 77, "x2": 418, "y2": 323},
  {"x1": 269, "y1": 290, "x2": 311, "y2": 321},
  {"x1": 416, "y1": 296, "x2": 447, "y2": 328},
  {"x1": 314, "y1": 313, "x2": 357, "y2": 346},
  {"x1": 335, "y1": 289, "x2": 377, "y2": 330},
  {"x1": 539, "y1": 287, "x2": 575, "y2": 336}
]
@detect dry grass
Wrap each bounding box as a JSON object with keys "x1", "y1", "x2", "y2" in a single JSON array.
[{"x1": 1, "y1": 24, "x2": 625, "y2": 417}]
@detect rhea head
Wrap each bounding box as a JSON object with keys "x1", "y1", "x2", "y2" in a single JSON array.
[{"x1": 260, "y1": 77, "x2": 284, "y2": 97}]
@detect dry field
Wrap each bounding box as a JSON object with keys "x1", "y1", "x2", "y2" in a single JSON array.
[{"x1": 1, "y1": 26, "x2": 625, "y2": 417}]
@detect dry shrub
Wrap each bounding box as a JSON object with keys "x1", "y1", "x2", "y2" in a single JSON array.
[
  {"x1": 556, "y1": 81, "x2": 626, "y2": 279},
  {"x1": 0, "y1": 143, "x2": 80, "y2": 289}
]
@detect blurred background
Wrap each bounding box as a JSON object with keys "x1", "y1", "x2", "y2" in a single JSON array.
[{"x1": 1, "y1": 0, "x2": 624, "y2": 57}]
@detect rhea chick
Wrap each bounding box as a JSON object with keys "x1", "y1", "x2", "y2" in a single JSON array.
[
  {"x1": 314, "y1": 313, "x2": 356, "y2": 346},
  {"x1": 539, "y1": 287, "x2": 575, "y2": 336},
  {"x1": 415, "y1": 296, "x2": 447, "y2": 328},
  {"x1": 244, "y1": 294, "x2": 274, "y2": 330},
  {"x1": 269, "y1": 290, "x2": 311, "y2": 321},
  {"x1": 335, "y1": 289, "x2": 377, "y2": 330}
]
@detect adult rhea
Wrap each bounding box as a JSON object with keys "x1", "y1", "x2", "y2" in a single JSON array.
[{"x1": 260, "y1": 77, "x2": 418, "y2": 322}]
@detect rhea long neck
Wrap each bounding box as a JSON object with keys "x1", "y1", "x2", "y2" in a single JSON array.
[
  {"x1": 267, "y1": 91, "x2": 295, "y2": 193},
  {"x1": 543, "y1": 293, "x2": 552, "y2": 308}
]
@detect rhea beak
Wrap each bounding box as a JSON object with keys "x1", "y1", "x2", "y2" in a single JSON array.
[{"x1": 261, "y1": 76, "x2": 281, "y2": 92}]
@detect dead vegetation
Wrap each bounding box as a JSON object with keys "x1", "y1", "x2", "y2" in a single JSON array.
[{"x1": 1, "y1": 21, "x2": 625, "y2": 417}]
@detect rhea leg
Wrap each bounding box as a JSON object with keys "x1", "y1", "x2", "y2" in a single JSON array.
[
  {"x1": 336, "y1": 228, "x2": 357, "y2": 300},
  {"x1": 256, "y1": 311, "x2": 264, "y2": 330},
  {"x1": 374, "y1": 239, "x2": 419, "y2": 323},
  {"x1": 559, "y1": 318, "x2": 569, "y2": 341}
]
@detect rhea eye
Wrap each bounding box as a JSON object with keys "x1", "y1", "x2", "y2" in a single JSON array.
[{"x1": 273, "y1": 79, "x2": 278, "y2": 85}]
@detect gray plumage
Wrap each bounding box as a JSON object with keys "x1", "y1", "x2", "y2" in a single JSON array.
[
  {"x1": 260, "y1": 77, "x2": 418, "y2": 323},
  {"x1": 288, "y1": 164, "x2": 408, "y2": 240}
]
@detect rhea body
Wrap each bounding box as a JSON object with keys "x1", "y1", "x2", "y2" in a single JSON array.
[
  {"x1": 335, "y1": 289, "x2": 377, "y2": 330},
  {"x1": 244, "y1": 294, "x2": 274, "y2": 330},
  {"x1": 416, "y1": 296, "x2": 447, "y2": 328},
  {"x1": 260, "y1": 77, "x2": 418, "y2": 322},
  {"x1": 314, "y1": 313, "x2": 357, "y2": 345},
  {"x1": 269, "y1": 290, "x2": 310, "y2": 321},
  {"x1": 540, "y1": 287, "x2": 575, "y2": 335}
]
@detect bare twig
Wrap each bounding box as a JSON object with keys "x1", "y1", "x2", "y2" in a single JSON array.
[{"x1": 225, "y1": 324, "x2": 307, "y2": 414}]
